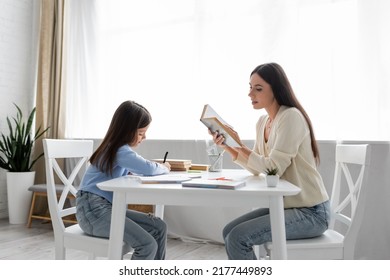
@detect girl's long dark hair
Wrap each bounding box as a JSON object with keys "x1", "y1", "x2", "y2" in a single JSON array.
[
  {"x1": 90, "y1": 100, "x2": 152, "y2": 174},
  {"x1": 251, "y1": 63, "x2": 320, "y2": 164}
]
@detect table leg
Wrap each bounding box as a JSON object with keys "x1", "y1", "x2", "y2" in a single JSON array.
[
  {"x1": 155, "y1": 205, "x2": 165, "y2": 219},
  {"x1": 269, "y1": 196, "x2": 287, "y2": 260},
  {"x1": 108, "y1": 191, "x2": 127, "y2": 259}
]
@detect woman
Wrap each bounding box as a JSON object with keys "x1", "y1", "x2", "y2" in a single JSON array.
[
  {"x1": 211, "y1": 63, "x2": 330, "y2": 260},
  {"x1": 76, "y1": 100, "x2": 171, "y2": 260}
]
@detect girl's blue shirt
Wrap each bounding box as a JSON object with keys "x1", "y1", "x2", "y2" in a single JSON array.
[{"x1": 79, "y1": 144, "x2": 169, "y2": 203}]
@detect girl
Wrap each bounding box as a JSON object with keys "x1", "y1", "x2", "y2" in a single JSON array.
[{"x1": 76, "y1": 100, "x2": 171, "y2": 260}]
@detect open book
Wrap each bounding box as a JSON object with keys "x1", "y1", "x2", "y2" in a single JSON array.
[{"x1": 200, "y1": 104, "x2": 242, "y2": 147}]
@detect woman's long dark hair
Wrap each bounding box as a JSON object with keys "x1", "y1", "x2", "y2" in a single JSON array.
[
  {"x1": 90, "y1": 100, "x2": 152, "y2": 174},
  {"x1": 251, "y1": 63, "x2": 320, "y2": 164}
]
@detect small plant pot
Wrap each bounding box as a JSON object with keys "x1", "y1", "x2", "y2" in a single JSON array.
[{"x1": 266, "y1": 175, "x2": 279, "y2": 187}]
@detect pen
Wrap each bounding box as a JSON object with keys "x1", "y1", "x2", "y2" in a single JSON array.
[
  {"x1": 163, "y1": 151, "x2": 168, "y2": 163},
  {"x1": 211, "y1": 177, "x2": 233, "y2": 181}
]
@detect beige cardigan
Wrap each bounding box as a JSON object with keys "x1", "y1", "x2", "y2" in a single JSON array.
[{"x1": 234, "y1": 106, "x2": 329, "y2": 208}]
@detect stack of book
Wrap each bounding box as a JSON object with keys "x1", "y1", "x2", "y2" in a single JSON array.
[
  {"x1": 153, "y1": 159, "x2": 192, "y2": 171},
  {"x1": 189, "y1": 164, "x2": 209, "y2": 171}
]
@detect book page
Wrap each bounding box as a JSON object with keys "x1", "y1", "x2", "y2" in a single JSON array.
[{"x1": 201, "y1": 104, "x2": 231, "y2": 125}]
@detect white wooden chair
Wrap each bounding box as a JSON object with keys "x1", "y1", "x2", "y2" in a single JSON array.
[
  {"x1": 43, "y1": 139, "x2": 132, "y2": 259},
  {"x1": 263, "y1": 144, "x2": 370, "y2": 260}
]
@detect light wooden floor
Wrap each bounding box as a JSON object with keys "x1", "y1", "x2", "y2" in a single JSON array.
[{"x1": 0, "y1": 219, "x2": 227, "y2": 260}]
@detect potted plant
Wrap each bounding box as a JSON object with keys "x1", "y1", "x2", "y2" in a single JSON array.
[
  {"x1": 0, "y1": 103, "x2": 49, "y2": 224},
  {"x1": 264, "y1": 167, "x2": 279, "y2": 187}
]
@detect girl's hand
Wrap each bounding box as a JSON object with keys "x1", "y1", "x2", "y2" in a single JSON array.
[{"x1": 163, "y1": 162, "x2": 171, "y2": 171}]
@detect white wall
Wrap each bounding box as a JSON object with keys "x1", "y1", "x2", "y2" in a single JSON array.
[{"x1": 0, "y1": 0, "x2": 39, "y2": 219}]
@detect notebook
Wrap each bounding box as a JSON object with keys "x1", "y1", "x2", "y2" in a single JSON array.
[
  {"x1": 128, "y1": 174, "x2": 193, "y2": 184},
  {"x1": 182, "y1": 178, "x2": 246, "y2": 190}
]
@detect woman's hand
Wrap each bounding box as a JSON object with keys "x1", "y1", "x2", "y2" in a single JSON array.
[
  {"x1": 209, "y1": 126, "x2": 243, "y2": 147},
  {"x1": 235, "y1": 145, "x2": 252, "y2": 160},
  {"x1": 209, "y1": 129, "x2": 227, "y2": 148},
  {"x1": 208, "y1": 126, "x2": 244, "y2": 160},
  {"x1": 225, "y1": 125, "x2": 243, "y2": 147}
]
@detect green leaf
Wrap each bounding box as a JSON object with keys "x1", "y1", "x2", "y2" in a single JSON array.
[
  {"x1": 264, "y1": 167, "x2": 279, "y2": 175},
  {"x1": 0, "y1": 104, "x2": 50, "y2": 172}
]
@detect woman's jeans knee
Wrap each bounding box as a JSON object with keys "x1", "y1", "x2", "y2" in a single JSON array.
[
  {"x1": 223, "y1": 200, "x2": 330, "y2": 260},
  {"x1": 76, "y1": 191, "x2": 167, "y2": 260}
]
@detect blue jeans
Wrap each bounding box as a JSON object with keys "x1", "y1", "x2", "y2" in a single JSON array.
[
  {"x1": 76, "y1": 191, "x2": 167, "y2": 260},
  {"x1": 222, "y1": 200, "x2": 330, "y2": 260}
]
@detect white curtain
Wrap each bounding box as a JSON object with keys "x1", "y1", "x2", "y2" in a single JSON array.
[{"x1": 64, "y1": 0, "x2": 390, "y2": 141}]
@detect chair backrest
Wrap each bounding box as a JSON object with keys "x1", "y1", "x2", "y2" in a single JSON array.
[
  {"x1": 43, "y1": 139, "x2": 93, "y2": 236},
  {"x1": 328, "y1": 144, "x2": 370, "y2": 256}
]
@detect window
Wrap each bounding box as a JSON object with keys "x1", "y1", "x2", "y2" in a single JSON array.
[{"x1": 64, "y1": 0, "x2": 390, "y2": 141}]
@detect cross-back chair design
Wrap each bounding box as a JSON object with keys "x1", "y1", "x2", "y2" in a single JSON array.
[
  {"x1": 44, "y1": 139, "x2": 131, "y2": 259},
  {"x1": 27, "y1": 184, "x2": 77, "y2": 227},
  {"x1": 264, "y1": 144, "x2": 370, "y2": 259}
]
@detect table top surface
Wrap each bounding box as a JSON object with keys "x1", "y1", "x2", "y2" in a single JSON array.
[{"x1": 97, "y1": 169, "x2": 300, "y2": 197}]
